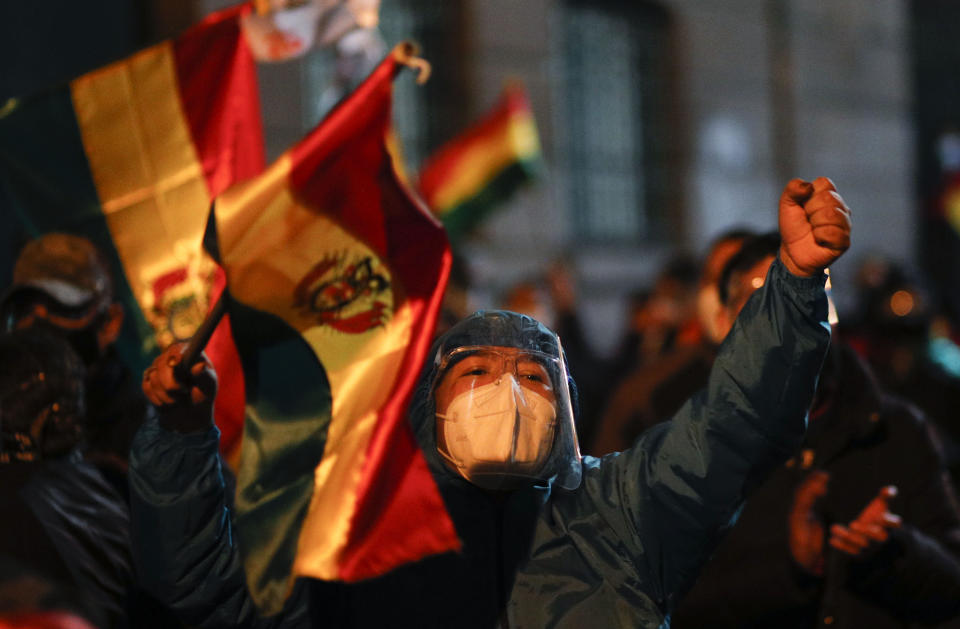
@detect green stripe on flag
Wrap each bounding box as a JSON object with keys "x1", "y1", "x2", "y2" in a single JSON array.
[
  {"x1": 0, "y1": 90, "x2": 154, "y2": 372},
  {"x1": 228, "y1": 297, "x2": 332, "y2": 610},
  {"x1": 440, "y1": 157, "x2": 542, "y2": 240}
]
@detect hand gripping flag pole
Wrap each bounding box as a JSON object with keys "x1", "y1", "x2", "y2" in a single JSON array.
[{"x1": 175, "y1": 291, "x2": 228, "y2": 382}]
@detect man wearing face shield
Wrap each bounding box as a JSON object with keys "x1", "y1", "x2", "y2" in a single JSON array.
[
  {"x1": 1, "y1": 233, "x2": 152, "y2": 498},
  {"x1": 430, "y1": 321, "x2": 581, "y2": 492},
  {"x1": 130, "y1": 177, "x2": 850, "y2": 628}
]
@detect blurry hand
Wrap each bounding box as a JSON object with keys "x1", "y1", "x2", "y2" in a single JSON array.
[
  {"x1": 789, "y1": 470, "x2": 830, "y2": 575},
  {"x1": 142, "y1": 342, "x2": 218, "y2": 434},
  {"x1": 829, "y1": 485, "x2": 902, "y2": 558},
  {"x1": 778, "y1": 177, "x2": 852, "y2": 277}
]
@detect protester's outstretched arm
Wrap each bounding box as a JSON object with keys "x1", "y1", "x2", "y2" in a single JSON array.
[
  {"x1": 130, "y1": 344, "x2": 310, "y2": 628},
  {"x1": 586, "y1": 178, "x2": 849, "y2": 610}
]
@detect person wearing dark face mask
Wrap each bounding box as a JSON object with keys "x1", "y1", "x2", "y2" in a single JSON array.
[
  {"x1": 0, "y1": 329, "x2": 129, "y2": 628},
  {"x1": 0, "y1": 329, "x2": 185, "y2": 629},
  {"x1": 1, "y1": 233, "x2": 153, "y2": 499},
  {"x1": 129, "y1": 177, "x2": 850, "y2": 628}
]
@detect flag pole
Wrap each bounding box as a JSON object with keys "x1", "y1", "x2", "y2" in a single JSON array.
[{"x1": 175, "y1": 292, "x2": 227, "y2": 381}]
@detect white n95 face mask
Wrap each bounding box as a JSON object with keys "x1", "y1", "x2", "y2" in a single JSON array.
[{"x1": 436, "y1": 374, "x2": 557, "y2": 489}]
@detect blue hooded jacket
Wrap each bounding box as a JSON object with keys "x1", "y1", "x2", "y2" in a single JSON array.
[{"x1": 128, "y1": 258, "x2": 829, "y2": 628}]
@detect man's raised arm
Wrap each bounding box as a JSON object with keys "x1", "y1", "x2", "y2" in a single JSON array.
[{"x1": 586, "y1": 177, "x2": 852, "y2": 610}]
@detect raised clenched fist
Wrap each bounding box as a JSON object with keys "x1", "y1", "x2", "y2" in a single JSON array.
[{"x1": 778, "y1": 177, "x2": 852, "y2": 277}]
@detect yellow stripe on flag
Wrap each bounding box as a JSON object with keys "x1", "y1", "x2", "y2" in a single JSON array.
[
  {"x1": 431, "y1": 113, "x2": 539, "y2": 215},
  {"x1": 215, "y1": 156, "x2": 415, "y2": 578},
  {"x1": 70, "y1": 42, "x2": 211, "y2": 336},
  {"x1": 296, "y1": 302, "x2": 412, "y2": 578}
]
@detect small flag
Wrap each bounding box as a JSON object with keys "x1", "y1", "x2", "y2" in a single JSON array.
[
  {"x1": 207, "y1": 43, "x2": 459, "y2": 614},
  {"x1": 0, "y1": 5, "x2": 263, "y2": 456},
  {"x1": 418, "y1": 82, "x2": 542, "y2": 239}
]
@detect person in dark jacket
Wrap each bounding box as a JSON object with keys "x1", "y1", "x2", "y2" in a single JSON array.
[
  {"x1": 0, "y1": 329, "x2": 132, "y2": 628},
  {"x1": 672, "y1": 234, "x2": 960, "y2": 629},
  {"x1": 588, "y1": 229, "x2": 755, "y2": 456},
  {"x1": 131, "y1": 177, "x2": 850, "y2": 628},
  {"x1": 1, "y1": 233, "x2": 155, "y2": 498}
]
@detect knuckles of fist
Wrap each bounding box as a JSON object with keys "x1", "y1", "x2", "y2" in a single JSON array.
[{"x1": 779, "y1": 176, "x2": 852, "y2": 277}]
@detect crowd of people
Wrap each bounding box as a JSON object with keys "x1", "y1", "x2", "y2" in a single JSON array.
[
  {"x1": 491, "y1": 225, "x2": 960, "y2": 627},
  {"x1": 1, "y1": 177, "x2": 958, "y2": 628}
]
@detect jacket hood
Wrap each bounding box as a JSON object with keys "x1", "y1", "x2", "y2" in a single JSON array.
[{"x1": 409, "y1": 310, "x2": 579, "y2": 485}]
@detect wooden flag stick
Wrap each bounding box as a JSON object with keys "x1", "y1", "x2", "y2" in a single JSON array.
[{"x1": 175, "y1": 292, "x2": 227, "y2": 382}]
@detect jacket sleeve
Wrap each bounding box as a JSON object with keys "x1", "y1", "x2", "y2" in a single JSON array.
[
  {"x1": 588, "y1": 256, "x2": 830, "y2": 610},
  {"x1": 669, "y1": 469, "x2": 821, "y2": 628},
  {"x1": 844, "y1": 410, "x2": 960, "y2": 624},
  {"x1": 128, "y1": 416, "x2": 311, "y2": 629}
]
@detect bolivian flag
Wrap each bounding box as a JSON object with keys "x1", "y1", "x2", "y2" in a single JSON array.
[
  {"x1": 207, "y1": 44, "x2": 459, "y2": 614},
  {"x1": 0, "y1": 5, "x2": 262, "y2": 455},
  {"x1": 417, "y1": 82, "x2": 542, "y2": 239}
]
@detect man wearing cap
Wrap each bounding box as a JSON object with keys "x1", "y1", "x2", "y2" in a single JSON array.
[{"x1": 1, "y1": 232, "x2": 153, "y2": 497}]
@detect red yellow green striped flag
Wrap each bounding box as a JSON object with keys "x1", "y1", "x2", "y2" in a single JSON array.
[
  {"x1": 417, "y1": 82, "x2": 542, "y2": 239},
  {"x1": 0, "y1": 5, "x2": 262, "y2": 456},
  {"x1": 206, "y1": 44, "x2": 459, "y2": 613}
]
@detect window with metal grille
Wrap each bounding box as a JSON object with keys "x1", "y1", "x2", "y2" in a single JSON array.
[{"x1": 554, "y1": 0, "x2": 673, "y2": 243}]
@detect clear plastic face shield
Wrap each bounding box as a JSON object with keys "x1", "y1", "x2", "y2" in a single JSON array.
[{"x1": 433, "y1": 344, "x2": 581, "y2": 491}]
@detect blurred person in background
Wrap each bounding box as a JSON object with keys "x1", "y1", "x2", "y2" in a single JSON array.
[
  {"x1": 0, "y1": 329, "x2": 182, "y2": 629},
  {"x1": 0, "y1": 233, "x2": 154, "y2": 498},
  {"x1": 501, "y1": 277, "x2": 553, "y2": 329},
  {"x1": 436, "y1": 252, "x2": 473, "y2": 339},
  {"x1": 0, "y1": 330, "x2": 130, "y2": 628},
  {"x1": 605, "y1": 255, "x2": 701, "y2": 377},
  {"x1": 672, "y1": 234, "x2": 960, "y2": 629},
  {"x1": 499, "y1": 264, "x2": 609, "y2": 446},
  {"x1": 589, "y1": 230, "x2": 754, "y2": 455},
  {"x1": 696, "y1": 228, "x2": 757, "y2": 346},
  {"x1": 844, "y1": 259, "x2": 960, "y2": 481}
]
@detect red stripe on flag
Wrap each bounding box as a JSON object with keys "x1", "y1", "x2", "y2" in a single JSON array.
[
  {"x1": 340, "y1": 167, "x2": 458, "y2": 580},
  {"x1": 207, "y1": 270, "x2": 246, "y2": 456},
  {"x1": 173, "y1": 3, "x2": 265, "y2": 194},
  {"x1": 418, "y1": 85, "x2": 530, "y2": 207},
  {"x1": 288, "y1": 57, "x2": 400, "y2": 257},
  {"x1": 283, "y1": 50, "x2": 459, "y2": 578},
  {"x1": 173, "y1": 4, "x2": 265, "y2": 455}
]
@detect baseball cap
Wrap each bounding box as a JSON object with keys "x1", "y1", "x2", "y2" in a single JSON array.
[{"x1": 5, "y1": 234, "x2": 113, "y2": 313}]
